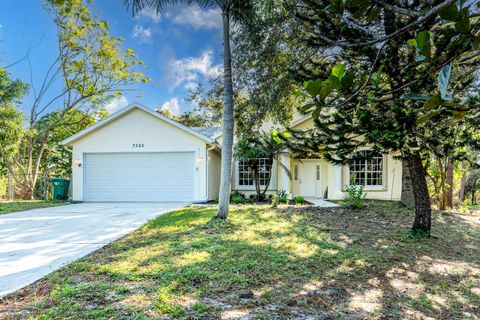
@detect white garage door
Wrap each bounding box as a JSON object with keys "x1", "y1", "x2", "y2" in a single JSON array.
[{"x1": 84, "y1": 152, "x2": 195, "y2": 202}]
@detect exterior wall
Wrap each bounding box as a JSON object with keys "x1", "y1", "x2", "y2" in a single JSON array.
[
  {"x1": 327, "y1": 153, "x2": 403, "y2": 201},
  {"x1": 70, "y1": 108, "x2": 209, "y2": 202},
  {"x1": 224, "y1": 114, "x2": 404, "y2": 202},
  {"x1": 207, "y1": 149, "x2": 221, "y2": 200},
  {"x1": 288, "y1": 155, "x2": 402, "y2": 201}
]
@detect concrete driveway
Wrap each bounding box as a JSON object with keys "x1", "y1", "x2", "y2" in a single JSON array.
[{"x1": 0, "y1": 202, "x2": 185, "y2": 297}]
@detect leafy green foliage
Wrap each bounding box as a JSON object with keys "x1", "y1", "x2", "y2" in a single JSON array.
[
  {"x1": 293, "y1": 196, "x2": 305, "y2": 205},
  {"x1": 273, "y1": 189, "x2": 288, "y2": 205},
  {"x1": 36, "y1": 109, "x2": 108, "y2": 177},
  {"x1": 232, "y1": 195, "x2": 244, "y2": 204},
  {"x1": 266, "y1": 0, "x2": 480, "y2": 233},
  {"x1": 0, "y1": 70, "x2": 28, "y2": 158},
  {"x1": 1, "y1": 0, "x2": 147, "y2": 199},
  {"x1": 231, "y1": 7, "x2": 300, "y2": 132},
  {"x1": 235, "y1": 131, "x2": 289, "y2": 199},
  {"x1": 0, "y1": 176, "x2": 7, "y2": 198},
  {"x1": 0, "y1": 68, "x2": 29, "y2": 106},
  {"x1": 342, "y1": 185, "x2": 366, "y2": 209},
  {"x1": 230, "y1": 190, "x2": 245, "y2": 204}
]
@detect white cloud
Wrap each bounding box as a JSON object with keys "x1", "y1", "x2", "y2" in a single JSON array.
[
  {"x1": 167, "y1": 50, "x2": 221, "y2": 90},
  {"x1": 160, "y1": 97, "x2": 181, "y2": 116},
  {"x1": 134, "y1": 7, "x2": 161, "y2": 23},
  {"x1": 171, "y1": 5, "x2": 221, "y2": 29},
  {"x1": 132, "y1": 24, "x2": 153, "y2": 44},
  {"x1": 184, "y1": 82, "x2": 199, "y2": 91},
  {"x1": 105, "y1": 96, "x2": 128, "y2": 113}
]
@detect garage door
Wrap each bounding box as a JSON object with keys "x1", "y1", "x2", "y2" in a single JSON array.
[{"x1": 84, "y1": 152, "x2": 195, "y2": 202}]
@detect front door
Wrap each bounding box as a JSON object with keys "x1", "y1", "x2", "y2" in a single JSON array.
[{"x1": 294, "y1": 161, "x2": 322, "y2": 197}]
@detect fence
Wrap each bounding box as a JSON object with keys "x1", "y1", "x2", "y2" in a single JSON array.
[{"x1": 0, "y1": 173, "x2": 71, "y2": 201}]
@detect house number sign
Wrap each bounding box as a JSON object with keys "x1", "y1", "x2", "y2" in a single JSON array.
[{"x1": 132, "y1": 143, "x2": 144, "y2": 148}]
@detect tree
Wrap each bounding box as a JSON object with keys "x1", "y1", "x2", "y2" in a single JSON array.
[
  {"x1": 0, "y1": 69, "x2": 29, "y2": 150},
  {"x1": 235, "y1": 131, "x2": 290, "y2": 200},
  {"x1": 126, "y1": 0, "x2": 253, "y2": 219},
  {"x1": 35, "y1": 108, "x2": 108, "y2": 177},
  {"x1": 0, "y1": 0, "x2": 147, "y2": 199},
  {"x1": 462, "y1": 169, "x2": 480, "y2": 204},
  {"x1": 231, "y1": 8, "x2": 301, "y2": 131},
  {"x1": 0, "y1": 68, "x2": 29, "y2": 181},
  {"x1": 273, "y1": 0, "x2": 479, "y2": 235},
  {"x1": 157, "y1": 86, "x2": 222, "y2": 127}
]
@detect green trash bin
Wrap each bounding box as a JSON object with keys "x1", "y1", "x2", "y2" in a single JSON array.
[{"x1": 51, "y1": 178, "x2": 70, "y2": 201}]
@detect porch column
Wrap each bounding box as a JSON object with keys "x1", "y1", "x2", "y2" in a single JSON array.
[
  {"x1": 278, "y1": 152, "x2": 293, "y2": 199},
  {"x1": 327, "y1": 163, "x2": 345, "y2": 200}
]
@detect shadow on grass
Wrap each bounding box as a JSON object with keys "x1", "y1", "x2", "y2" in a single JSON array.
[{"x1": 1, "y1": 202, "x2": 479, "y2": 319}]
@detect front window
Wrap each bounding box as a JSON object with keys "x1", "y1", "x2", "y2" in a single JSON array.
[
  {"x1": 349, "y1": 151, "x2": 384, "y2": 186},
  {"x1": 238, "y1": 158, "x2": 271, "y2": 186}
]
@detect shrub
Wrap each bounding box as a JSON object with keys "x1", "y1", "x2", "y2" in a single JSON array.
[
  {"x1": 0, "y1": 176, "x2": 7, "y2": 199},
  {"x1": 342, "y1": 185, "x2": 366, "y2": 208},
  {"x1": 294, "y1": 196, "x2": 305, "y2": 205},
  {"x1": 274, "y1": 189, "x2": 288, "y2": 204},
  {"x1": 231, "y1": 190, "x2": 244, "y2": 200},
  {"x1": 213, "y1": 197, "x2": 219, "y2": 204},
  {"x1": 231, "y1": 190, "x2": 245, "y2": 204},
  {"x1": 232, "y1": 195, "x2": 244, "y2": 204},
  {"x1": 271, "y1": 197, "x2": 278, "y2": 207}
]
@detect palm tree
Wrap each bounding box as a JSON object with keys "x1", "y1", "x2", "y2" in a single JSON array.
[
  {"x1": 125, "y1": 0, "x2": 238, "y2": 219},
  {"x1": 235, "y1": 131, "x2": 291, "y2": 200}
]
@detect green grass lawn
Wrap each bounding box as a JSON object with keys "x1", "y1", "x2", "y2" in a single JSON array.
[
  {"x1": 1, "y1": 201, "x2": 479, "y2": 319},
  {"x1": 0, "y1": 200, "x2": 66, "y2": 215}
]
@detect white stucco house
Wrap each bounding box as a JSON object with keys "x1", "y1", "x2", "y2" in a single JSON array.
[{"x1": 62, "y1": 102, "x2": 403, "y2": 202}]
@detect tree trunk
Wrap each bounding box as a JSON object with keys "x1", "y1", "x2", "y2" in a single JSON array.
[
  {"x1": 408, "y1": 152, "x2": 432, "y2": 235},
  {"x1": 437, "y1": 158, "x2": 447, "y2": 211},
  {"x1": 216, "y1": 10, "x2": 234, "y2": 219},
  {"x1": 250, "y1": 164, "x2": 261, "y2": 199},
  {"x1": 261, "y1": 159, "x2": 274, "y2": 198},
  {"x1": 426, "y1": 169, "x2": 441, "y2": 209},
  {"x1": 459, "y1": 170, "x2": 467, "y2": 202},
  {"x1": 445, "y1": 159, "x2": 454, "y2": 208}
]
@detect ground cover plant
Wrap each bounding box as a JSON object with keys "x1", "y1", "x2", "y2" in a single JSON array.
[
  {"x1": 0, "y1": 201, "x2": 66, "y2": 215},
  {"x1": 0, "y1": 201, "x2": 479, "y2": 319}
]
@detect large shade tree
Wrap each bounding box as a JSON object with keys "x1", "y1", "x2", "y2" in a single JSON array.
[
  {"x1": 273, "y1": 0, "x2": 479, "y2": 235},
  {"x1": 126, "y1": 0, "x2": 254, "y2": 219}
]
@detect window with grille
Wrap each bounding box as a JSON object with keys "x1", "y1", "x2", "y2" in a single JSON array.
[
  {"x1": 238, "y1": 158, "x2": 271, "y2": 186},
  {"x1": 349, "y1": 151, "x2": 384, "y2": 186}
]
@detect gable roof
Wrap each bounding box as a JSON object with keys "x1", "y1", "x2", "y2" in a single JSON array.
[{"x1": 61, "y1": 102, "x2": 216, "y2": 146}]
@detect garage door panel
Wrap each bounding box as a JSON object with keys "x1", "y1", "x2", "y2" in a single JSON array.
[{"x1": 84, "y1": 152, "x2": 195, "y2": 202}]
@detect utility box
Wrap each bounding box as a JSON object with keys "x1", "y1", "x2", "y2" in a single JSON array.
[{"x1": 51, "y1": 178, "x2": 70, "y2": 201}]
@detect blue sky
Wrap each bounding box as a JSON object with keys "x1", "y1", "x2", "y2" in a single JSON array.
[{"x1": 0, "y1": 0, "x2": 223, "y2": 116}]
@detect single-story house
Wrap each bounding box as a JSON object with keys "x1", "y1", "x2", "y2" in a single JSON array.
[{"x1": 62, "y1": 102, "x2": 402, "y2": 202}]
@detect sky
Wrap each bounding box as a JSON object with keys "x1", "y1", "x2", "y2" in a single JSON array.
[{"x1": 0, "y1": 0, "x2": 223, "y2": 116}]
